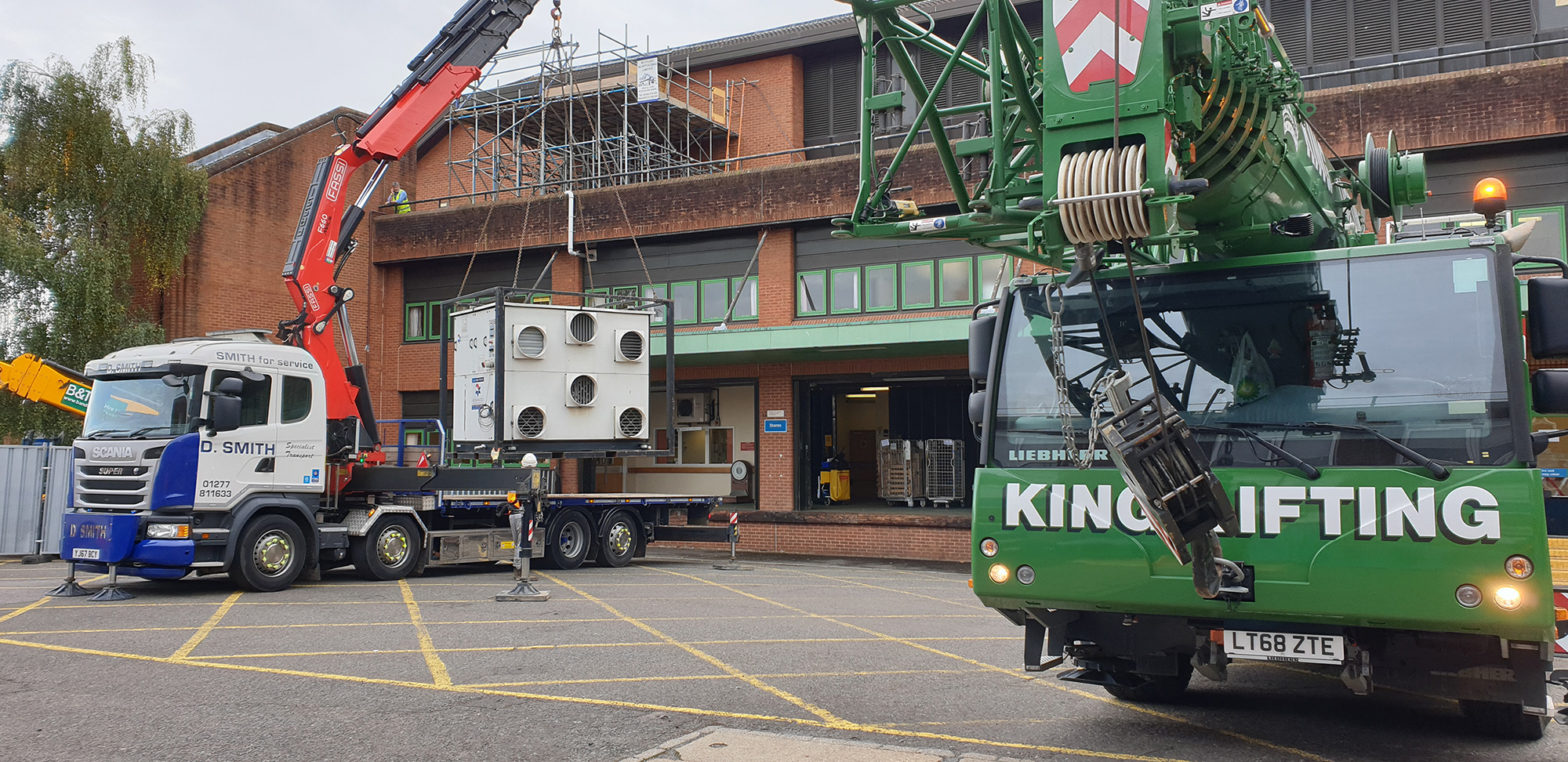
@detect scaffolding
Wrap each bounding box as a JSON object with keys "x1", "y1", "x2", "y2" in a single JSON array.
[{"x1": 438, "y1": 27, "x2": 740, "y2": 202}]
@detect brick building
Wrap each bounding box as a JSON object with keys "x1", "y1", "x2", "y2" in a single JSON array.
[{"x1": 169, "y1": 1, "x2": 1568, "y2": 563}]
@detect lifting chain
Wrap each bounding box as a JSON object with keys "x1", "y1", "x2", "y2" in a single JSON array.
[
  {"x1": 1045, "y1": 283, "x2": 1108, "y2": 470},
  {"x1": 550, "y1": 0, "x2": 562, "y2": 46}
]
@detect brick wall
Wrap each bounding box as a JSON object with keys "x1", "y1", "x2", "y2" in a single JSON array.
[{"x1": 696, "y1": 54, "x2": 805, "y2": 170}]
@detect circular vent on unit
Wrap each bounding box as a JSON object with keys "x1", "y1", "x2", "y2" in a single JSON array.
[
  {"x1": 618, "y1": 407, "x2": 645, "y2": 438},
  {"x1": 569, "y1": 374, "x2": 597, "y2": 406},
  {"x1": 618, "y1": 330, "x2": 644, "y2": 361},
  {"x1": 515, "y1": 326, "x2": 546, "y2": 358},
  {"x1": 516, "y1": 406, "x2": 546, "y2": 439},
  {"x1": 569, "y1": 312, "x2": 597, "y2": 343}
]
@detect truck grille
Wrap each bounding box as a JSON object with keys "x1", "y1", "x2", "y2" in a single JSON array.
[{"x1": 76, "y1": 463, "x2": 151, "y2": 511}]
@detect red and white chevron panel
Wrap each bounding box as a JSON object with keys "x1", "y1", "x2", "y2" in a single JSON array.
[{"x1": 1053, "y1": 0, "x2": 1151, "y2": 93}]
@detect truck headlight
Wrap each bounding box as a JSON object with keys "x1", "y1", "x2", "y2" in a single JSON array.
[
  {"x1": 980, "y1": 538, "x2": 999, "y2": 557},
  {"x1": 146, "y1": 523, "x2": 189, "y2": 539},
  {"x1": 988, "y1": 563, "x2": 1010, "y2": 584},
  {"x1": 1504, "y1": 555, "x2": 1533, "y2": 580},
  {"x1": 1494, "y1": 586, "x2": 1522, "y2": 611}
]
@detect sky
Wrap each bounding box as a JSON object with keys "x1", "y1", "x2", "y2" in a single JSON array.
[{"x1": 0, "y1": 0, "x2": 851, "y2": 149}]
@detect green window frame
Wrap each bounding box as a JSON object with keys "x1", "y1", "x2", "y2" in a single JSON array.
[
  {"x1": 730, "y1": 276, "x2": 759, "y2": 321},
  {"x1": 830, "y1": 267, "x2": 862, "y2": 314},
  {"x1": 939, "y1": 257, "x2": 974, "y2": 307},
  {"x1": 901, "y1": 261, "x2": 935, "y2": 310},
  {"x1": 641, "y1": 284, "x2": 669, "y2": 325},
  {"x1": 797, "y1": 270, "x2": 827, "y2": 317},
  {"x1": 584, "y1": 288, "x2": 609, "y2": 308},
  {"x1": 611, "y1": 285, "x2": 639, "y2": 309},
  {"x1": 700, "y1": 278, "x2": 730, "y2": 323},
  {"x1": 978, "y1": 254, "x2": 1009, "y2": 301},
  {"x1": 670, "y1": 281, "x2": 699, "y2": 325},
  {"x1": 405, "y1": 302, "x2": 429, "y2": 342},
  {"x1": 865, "y1": 264, "x2": 898, "y2": 312}
]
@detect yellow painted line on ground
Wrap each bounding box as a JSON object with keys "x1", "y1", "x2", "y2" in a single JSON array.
[
  {"x1": 399, "y1": 579, "x2": 452, "y2": 687},
  {"x1": 787, "y1": 569, "x2": 986, "y2": 609},
  {"x1": 0, "y1": 635, "x2": 1185, "y2": 762},
  {"x1": 461, "y1": 667, "x2": 991, "y2": 690},
  {"x1": 170, "y1": 591, "x2": 242, "y2": 661},
  {"x1": 196, "y1": 640, "x2": 666, "y2": 660},
  {"x1": 0, "y1": 575, "x2": 107, "y2": 626},
  {"x1": 654, "y1": 567, "x2": 1329, "y2": 762},
  {"x1": 0, "y1": 616, "x2": 628, "y2": 638},
  {"x1": 541, "y1": 571, "x2": 852, "y2": 728}
]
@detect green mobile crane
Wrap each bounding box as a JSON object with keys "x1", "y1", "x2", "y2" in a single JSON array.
[{"x1": 836, "y1": 0, "x2": 1566, "y2": 739}]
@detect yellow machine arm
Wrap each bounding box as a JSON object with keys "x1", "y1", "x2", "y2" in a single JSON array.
[{"x1": 0, "y1": 354, "x2": 92, "y2": 418}]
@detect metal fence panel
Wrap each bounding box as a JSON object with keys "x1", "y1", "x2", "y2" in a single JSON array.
[{"x1": 0, "y1": 446, "x2": 72, "y2": 556}]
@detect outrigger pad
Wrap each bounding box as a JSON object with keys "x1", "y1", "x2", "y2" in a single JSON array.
[
  {"x1": 1099, "y1": 379, "x2": 1238, "y2": 598},
  {"x1": 46, "y1": 580, "x2": 91, "y2": 598},
  {"x1": 86, "y1": 585, "x2": 134, "y2": 602}
]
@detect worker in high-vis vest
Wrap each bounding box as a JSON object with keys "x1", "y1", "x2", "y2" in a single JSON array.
[{"x1": 387, "y1": 181, "x2": 411, "y2": 214}]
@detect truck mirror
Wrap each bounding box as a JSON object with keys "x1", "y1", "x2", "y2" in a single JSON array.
[
  {"x1": 216, "y1": 376, "x2": 245, "y2": 396},
  {"x1": 969, "y1": 312, "x2": 998, "y2": 383},
  {"x1": 209, "y1": 395, "x2": 242, "y2": 433},
  {"x1": 968, "y1": 390, "x2": 988, "y2": 428},
  {"x1": 1532, "y1": 369, "x2": 1568, "y2": 415},
  {"x1": 1527, "y1": 278, "x2": 1568, "y2": 358}
]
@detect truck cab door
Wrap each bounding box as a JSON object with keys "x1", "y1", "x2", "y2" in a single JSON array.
[
  {"x1": 273, "y1": 374, "x2": 326, "y2": 494},
  {"x1": 197, "y1": 370, "x2": 276, "y2": 508}
]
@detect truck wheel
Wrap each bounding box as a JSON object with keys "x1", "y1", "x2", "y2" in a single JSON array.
[
  {"x1": 1103, "y1": 662, "x2": 1193, "y2": 703},
  {"x1": 598, "y1": 511, "x2": 638, "y2": 568},
  {"x1": 1459, "y1": 700, "x2": 1548, "y2": 740},
  {"x1": 545, "y1": 510, "x2": 591, "y2": 570},
  {"x1": 228, "y1": 514, "x2": 307, "y2": 593},
  {"x1": 350, "y1": 515, "x2": 421, "y2": 581}
]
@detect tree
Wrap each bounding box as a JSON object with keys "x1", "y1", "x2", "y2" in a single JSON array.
[{"x1": 0, "y1": 37, "x2": 207, "y2": 440}]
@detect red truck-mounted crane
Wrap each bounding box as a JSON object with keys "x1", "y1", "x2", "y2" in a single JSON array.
[{"x1": 276, "y1": 0, "x2": 543, "y2": 457}]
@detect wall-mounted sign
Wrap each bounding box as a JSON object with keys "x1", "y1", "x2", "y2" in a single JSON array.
[
  {"x1": 766, "y1": 409, "x2": 785, "y2": 419},
  {"x1": 763, "y1": 419, "x2": 788, "y2": 434}
]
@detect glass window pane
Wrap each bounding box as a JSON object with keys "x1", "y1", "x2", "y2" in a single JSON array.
[
  {"x1": 903, "y1": 263, "x2": 933, "y2": 308},
  {"x1": 701, "y1": 279, "x2": 729, "y2": 322},
  {"x1": 941, "y1": 259, "x2": 973, "y2": 305},
  {"x1": 831, "y1": 269, "x2": 860, "y2": 312},
  {"x1": 642, "y1": 284, "x2": 668, "y2": 325},
  {"x1": 281, "y1": 376, "x2": 311, "y2": 424},
  {"x1": 679, "y1": 429, "x2": 707, "y2": 464},
  {"x1": 405, "y1": 304, "x2": 426, "y2": 341},
  {"x1": 211, "y1": 371, "x2": 272, "y2": 427},
  {"x1": 798, "y1": 272, "x2": 826, "y2": 314},
  {"x1": 671, "y1": 282, "x2": 698, "y2": 324},
  {"x1": 708, "y1": 428, "x2": 731, "y2": 464},
  {"x1": 979, "y1": 256, "x2": 1008, "y2": 300},
  {"x1": 732, "y1": 278, "x2": 758, "y2": 320},
  {"x1": 866, "y1": 266, "x2": 896, "y2": 310}
]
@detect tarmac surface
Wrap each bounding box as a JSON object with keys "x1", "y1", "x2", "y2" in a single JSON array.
[{"x1": 0, "y1": 551, "x2": 1564, "y2": 761}]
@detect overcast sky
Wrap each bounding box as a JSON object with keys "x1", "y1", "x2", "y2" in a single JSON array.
[{"x1": 1, "y1": 0, "x2": 849, "y2": 148}]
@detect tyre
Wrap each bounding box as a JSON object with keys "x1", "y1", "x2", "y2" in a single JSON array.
[
  {"x1": 598, "y1": 511, "x2": 639, "y2": 568},
  {"x1": 228, "y1": 514, "x2": 307, "y2": 592},
  {"x1": 1103, "y1": 662, "x2": 1193, "y2": 703},
  {"x1": 350, "y1": 514, "x2": 421, "y2": 581},
  {"x1": 1459, "y1": 700, "x2": 1548, "y2": 740},
  {"x1": 544, "y1": 510, "x2": 592, "y2": 570}
]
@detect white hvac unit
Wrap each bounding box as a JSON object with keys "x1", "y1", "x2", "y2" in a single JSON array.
[
  {"x1": 451, "y1": 301, "x2": 652, "y2": 446},
  {"x1": 674, "y1": 391, "x2": 711, "y2": 424}
]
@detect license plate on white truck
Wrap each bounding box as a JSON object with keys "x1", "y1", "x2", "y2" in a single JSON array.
[{"x1": 1225, "y1": 629, "x2": 1344, "y2": 664}]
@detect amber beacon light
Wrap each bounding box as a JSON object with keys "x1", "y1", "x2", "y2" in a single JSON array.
[{"x1": 1472, "y1": 177, "x2": 1508, "y2": 223}]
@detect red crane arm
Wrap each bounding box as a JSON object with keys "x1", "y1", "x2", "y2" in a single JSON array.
[{"x1": 277, "y1": 0, "x2": 540, "y2": 454}]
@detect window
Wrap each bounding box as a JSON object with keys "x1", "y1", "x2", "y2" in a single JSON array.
[
  {"x1": 211, "y1": 371, "x2": 272, "y2": 427},
  {"x1": 677, "y1": 427, "x2": 733, "y2": 465},
  {"x1": 865, "y1": 264, "x2": 898, "y2": 312},
  {"x1": 979, "y1": 255, "x2": 1010, "y2": 301},
  {"x1": 940, "y1": 257, "x2": 974, "y2": 307},
  {"x1": 730, "y1": 276, "x2": 758, "y2": 321},
  {"x1": 405, "y1": 303, "x2": 429, "y2": 342},
  {"x1": 611, "y1": 286, "x2": 640, "y2": 309},
  {"x1": 797, "y1": 271, "x2": 827, "y2": 316},
  {"x1": 700, "y1": 278, "x2": 730, "y2": 323},
  {"x1": 281, "y1": 376, "x2": 312, "y2": 424},
  {"x1": 830, "y1": 268, "x2": 861, "y2": 314},
  {"x1": 642, "y1": 284, "x2": 668, "y2": 325},
  {"x1": 671, "y1": 281, "x2": 698, "y2": 325},
  {"x1": 584, "y1": 288, "x2": 609, "y2": 308},
  {"x1": 1513, "y1": 206, "x2": 1567, "y2": 270},
  {"x1": 901, "y1": 261, "x2": 935, "y2": 309}
]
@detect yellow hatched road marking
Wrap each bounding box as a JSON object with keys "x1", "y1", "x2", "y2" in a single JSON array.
[
  {"x1": 170, "y1": 591, "x2": 242, "y2": 661},
  {"x1": 461, "y1": 667, "x2": 990, "y2": 689},
  {"x1": 0, "y1": 575, "x2": 107, "y2": 626},
  {"x1": 198, "y1": 641, "x2": 665, "y2": 660},
  {"x1": 786, "y1": 569, "x2": 984, "y2": 609},
  {"x1": 399, "y1": 579, "x2": 452, "y2": 687},
  {"x1": 541, "y1": 571, "x2": 852, "y2": 728},
  {"x1": 653, "y1": 567, "x2": 1331, "y2": 762},
  {"x1": 0, "y1": 637, "x2": 1185, "y2": 761}
]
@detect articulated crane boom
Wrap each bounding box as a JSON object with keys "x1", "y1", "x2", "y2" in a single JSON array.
[
  {"x1": 834, "y1": 0, "x2": 1425, "y2": 267},
  {"x1": 278, "y1": 0, "x2": 540, "y2": 457},
  {"x1": 0, "y1": 354, "x2": 92, "y2": 418}
]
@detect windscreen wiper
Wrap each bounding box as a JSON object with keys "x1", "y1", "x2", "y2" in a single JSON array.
[
  {"x1": 1189, "y1": 424, "x2": 1320, "y2": 479},
  {"x1": 1224, "y1": 421, "x2": 1449, "y2": 480}
]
